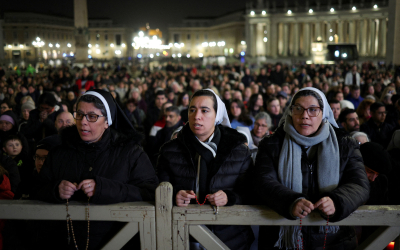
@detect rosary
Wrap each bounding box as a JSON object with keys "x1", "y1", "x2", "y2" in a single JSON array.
[
  {"x1": 66, "y1": 198, "x2": 90, "y2": 250},
  {"x1": 194, "y1": 195, "x2": 219, "y2": 214},
  {"x1": 297, "y1": 215, "x2": 330, "y2": 250}
]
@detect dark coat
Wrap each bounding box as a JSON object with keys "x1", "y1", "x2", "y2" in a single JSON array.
[
  {"x1": 157, "y1": 124, "x2": 255, "y2": 250},
  {"x1": 32, "y1": 125, "x2": 159, "y2": 249},
  {"x1": 254, "y1": 125, "x2": 370, "y2": 249},
  {"x1": 360, "y1": 119, "x2": 395, "y2": 148}
]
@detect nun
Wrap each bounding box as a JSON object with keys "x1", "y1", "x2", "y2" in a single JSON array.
[
  {"x1": 33, "y1": 89, "x2": 159, "y2": 249},
  {"x1": 157, "y1": 89, "x2": 255, "y2": 250},
  {"x1": 254, "y1": 87, "x2": 369, "y2": 249}
]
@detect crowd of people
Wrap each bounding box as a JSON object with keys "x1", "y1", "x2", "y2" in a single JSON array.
[{"x1": 0, "y1": 59, "x2": 399, "y2": 249}]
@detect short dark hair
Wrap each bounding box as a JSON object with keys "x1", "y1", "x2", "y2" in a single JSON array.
[
  {"x1": 38, "y1": 92, "x2": 57, "y2": 107},
  {"x1": 191, "y1": 90, "x2": 218, "y2": 113},
  {"x1": 155, "y1": 90, "x2": 167, "y2": 98},
  {"x1": 339, "y1": 109, "x2": 356, "y2": 123},
  {"x1": 76, "y1": 95, "x2": 107, "y2": 117},
  {"x1": 291, "y1": 90, "x2": 324, "y2": 110},
  {"x1": 351, "y1": 85, "x2": 360, "y2": 91},
  {"x1": 165, "y1": 106, "x2": 180, "y2": 116},
  {"x1": 328, "y1": 99, "x2": 340, "y2": 105},
  {"x1": 370, "y1": 102, "x2": 385, "y2": 113},
  {"x1": 3, "y1": 135, "x2": 22, "y2": 148}
]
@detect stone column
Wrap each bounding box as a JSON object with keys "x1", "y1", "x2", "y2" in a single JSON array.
[
  {"x1": 369, "y1": 19, "x2": 376, "y2": 56},
  {"x1": 278, "y1": 23, "x2": 283, "y2": 56},
  {"x1": 349, "y1": 20, "x2": 356, "y2": 43},
  {"x1": 303, "y1": 23, "x2": 311, "y2": 56},
  {"x1": 360, "y1": 19, "x2": 368, "y2": 56},
  {"x1": 379, "y1": 18, "x2": 387, "y2": 57},
  {"x1": 265, "y1": 21, "x2": 271, "y2": 56},
  {"x1": 386, "y1": 0, "x2": 400, "y2": 64},
  {"x1": 337, "y1": 20, "x2": 344, "y2": 42},
  {"x1": 0, "y1": 20, "x2": 4, "y2": 61},
  {"x1": 256, "y1": 23, "x2": 265, "y2": 56},
  {"x1": 283, "y1": 23, "x2": 289, "y2": 56},
  {"x1": 314, "y1": 22, "x2": 321, "y2": 41},
  {"x1": 293, "y1": 23, "x2": 299, "y2": 56},
  {"x1": 74, "y1": 0, "x2": 89, "y2": 62},
  {"x1": 246, "y1": 22, "x2": 256, "y2": 57},
  {"x1": 270, "y1": 21, "x2": 278, "y2": 58}
]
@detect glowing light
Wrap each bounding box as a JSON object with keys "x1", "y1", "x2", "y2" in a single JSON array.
[
  {"x1": 110, "y1": 43, "x2": 115, "y2": 47},
  {"x1": 334, "y1": 50, "x2": 339, "y2": 57},
  {"x1": 330, "y1": 29, "x2": 333, "y2": 32},
  {"x1": 352, "y1": 6, "x2": 356, "y2": 10},
  {"x1": 240, "y1": 51, "x2": 245, "y2": 56},
  {"x1": 180, "y1": 43, "x2": 184, "y2": 47},
  {"x1": 36, "y1": 37, "x2": 40, "y2": 42},
  {"x1": 95, "y1": 44, "x2": 99, "y2": 48},
  {"x1": 137, "y1": 53, "x2": 142, "y2": 58},
  {"x1": 88, "y1": 44, "x2": 92, "y2": 48},
  {"x1": 88, "y1": 55, "x2": 92, "y2": 59},
  {"x1": 202, "y1": 42, "x2": 208, "y2": 47},
  {"x1": 329, "y1": 36, "x2": 334, "y2": 41},
  {"x1": 88, "y1": 49, "x2": 92, "y2": 54},
  {"x1": 55, "y1": 43, "x2": 60, "y2": 48},
  {"x1": 217, "y1": 41, "x2": 225, "y2": 47},
  {"x1": 263, "y1": 37, "x2": 268, "y2": 42},
  {"x1": 69, "y1": 52, "x2": 74, "y2": 56},
  {"x1": 49, "y1": 43, "x2": 53, "y2": 48},
  {"x1": 7, "y1": 45, "x2": 12, "y2": 48},
  {"x1": 62, "y1": 53, "x2": 67, "y2": 57},
  {"x1": 309, "y1": 9, "x2": 313, "y2": 13},
  {"x1": 150, "y1": 54, "x2": 154, "y2": 58},
  {"x1": 172, "y1": 54, "x2": 176, "y2": 58},
  {"x1": 138, "y1": 31, "x2": 144, "y2": 37},
  {"x1": 330, "y1": 8, "x2": 335, "y2": 12},
  {"x1": 241, "y1": 41, "x2": 246, "y2": 45},
  {"x1": 342, "y1": 53, "x2": 347, "y2": 58},
  {"x1": 373, "y1": 4, "x2": 378, "y2": 9},
  {"x1": 115, "y1": 50, "x2": 121, "y2": 55},
  {"x1": 262, "y1": 10, "x2": 266, "y2": 15},
  {"x1": 96, "y1": 49, "x2": 101, "y2": 54},
  {"x1": 178, "y1": 53, "x2": 182, "y2": 58},
  {"x1": 209, "y1": 41, "x2": 216, "y2": 47},
  {"x1": 229, "y1": 48, "x2": 234, "y2": 53},
  {"x1": 122, "y1": 43, "x2": 126, "y2": 47},
  {"x1": 19, "y1": 44, "x2": 24, "y2": 48},
  {"x1": 186, "y1": 54, "x2": 190, "y2": 58},
  {"x1": 199, "y1": 53, "x2": 203, "y2": 57},
  {"x1": 287, "y1": 10, "x2": 292, "y2": 14},
  {"x1": 67, "y1": 43, "x2": 71, "y2": 47},
  {"x1": 156, "y1": 53, "x2": 160, "y2": 56},
  {"x1": 250, "y1": 11, "x2": 255, "y2": 16}
]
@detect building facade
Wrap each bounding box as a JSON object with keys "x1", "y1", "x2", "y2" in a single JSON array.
[{"x1": 1, "y1": 12, "x2": 133, "y2": 63}]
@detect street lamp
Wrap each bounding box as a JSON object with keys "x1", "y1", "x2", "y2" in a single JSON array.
[{"x1": 32, "y1": 37, "x2": 45, "y2": 61}]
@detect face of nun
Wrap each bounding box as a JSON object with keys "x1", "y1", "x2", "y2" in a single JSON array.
[
  {"x1": 291, "y1": 95, "x2": 323, "y2": 137},
  {"x1": 189, "y1": 96, "x2": 216, "y2": 142},
  {"x1": 76, "y1": 102, "x2": 109, "y2": 143}
]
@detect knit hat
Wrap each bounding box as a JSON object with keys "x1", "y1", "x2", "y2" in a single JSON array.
[
  {"x1": 36, "y1": 135, "x2": 62, "y2": 152},
  {"x1": 360, "y1": 142, "x2": 392, "y2": 174},
  {"x1": 21, "y1": 101, "x2": 35, "y2": 111}
]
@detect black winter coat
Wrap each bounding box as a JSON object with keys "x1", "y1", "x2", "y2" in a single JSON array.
[
  {"x1": 157, "y1": 124, "x2": 255, "y2": 250},
  {"x1": 255, "y1": 125, "x2": 370, "y2": 249},
  {"x1": 360, "y1": 119, "x2": 395, "y2": 148},
  {"x1": 32, "y1": 125, "x2": 159, "y2": 249}
]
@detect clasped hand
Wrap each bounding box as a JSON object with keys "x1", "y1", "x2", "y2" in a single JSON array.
[
  {"x1": 58, "y1": 179, "x2": 96, "y2": 200},
  {"x1": 292, "y1": 197, "x2": 335, "y2": 219},
  {"x1": 176, "y1": 190, "x2": 228, "y2": 207}
]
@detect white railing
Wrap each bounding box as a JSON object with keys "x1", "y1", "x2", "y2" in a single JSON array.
[{"x1": 0, "y1": 182, "x2": 399, "y2": 250}]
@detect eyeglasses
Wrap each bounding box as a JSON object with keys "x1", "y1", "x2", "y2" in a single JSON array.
[
  {"x1": 34, "y1": 155, "x2": 47, "y2": 162},
  {"x1": 291, "y1": 105, "x2": 321, "y2": 117},
  {"x1": 254, "y1": 122, "x2": 268, "y2": 128},
  {"x1": 74, "y1": 112, "x2": 105, "y2": 122}
]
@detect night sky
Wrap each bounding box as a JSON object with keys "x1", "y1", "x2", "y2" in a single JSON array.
[{"x1": 1, "y1": 0, "x2": 248, "y2": 38}]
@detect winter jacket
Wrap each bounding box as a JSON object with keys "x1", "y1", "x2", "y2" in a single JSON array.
[
  {"x1": 254, "y1": 125, "x2": 370, "y2": 249},
  {"x1": 157, "y1": 124, "x2": 255, "y2": 250},
  {"x1": 32, "y1": 125, "x2": 159, "y2": 249},
  {"x1": 0, "y1": 175, "x2": 14, "y2": 250},
  {"x1": 360, "y1": 119, "x2": 395, "y2": 148}
]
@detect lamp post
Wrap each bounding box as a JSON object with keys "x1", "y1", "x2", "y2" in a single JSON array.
[{"x1": 32, "y1": 37, "x2": 45, "y2": 62}]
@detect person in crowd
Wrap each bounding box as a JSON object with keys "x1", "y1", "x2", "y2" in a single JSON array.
[
  {"x1": 339, "y1": 109, "x2": 360, "y2": 134},
  {"x1": 334, "y1": 91, "x2": 344, "y2": 102},
  {"x1": 363, "y1": 84, "x2": 379, "y2": 100},
  {"x1": 0, "y1": 164, "x2": 14, "y2": 250},
  {"x1": 144, "y1": 90, "x2": 167, "y2": 136},
  {"x1": 346, "y1": 85, "x2": 364, "y2": 109},
  {"x1": 350, "y1": 131, "x2": 370, "y2": 144},
  {"x1": 14, "y1": 85, "x2": 29, "y2": 108},
  {"x1": 32, "y1": 89, "x2": 159, "y2": 249},
  {"x1": 360, "y1": 102, "x2": 395, "y2": 148},
  {"x1": 54, "y1": 111, "x2": 75, "y2": 135},
  {"x1": 248, "y1": 94, "x2": 264, "y2": 119},
  {"x1": 124, "y1": 98, "x2": 145, "y2": 130},
  {"x1": 65, "y1": 91, "x2": 77, "y2": 112},
  {"x1": 152, "y1": 106, "x2": 184, "y2": 160},
  {"x1": 177, "y1": 92, "x2": 190, "y2": 123},
  {"x1": 21, "y1": 93, "x2": 63, "y2": 143},
  {"x1": 229, "y1": 99, "x2": 254, "y2": 130},
  {"x1": 18, "y1": 100, "x2": 35, "y2": 132},
  {"x1": 345, "y1": 65, "x2": 361, "y2": 86},
  {"x1": 157, "y1": 89, "x2": 254, "y2": 249},
  {"x1": 254, "y1": 87, "x2": 369, "y2": 249},
  {"x1": 74, "y1": 67, "x2": 95, "y2": 94},
  {"x1": 251, "y1": 112, "x2": 271, "y2": 146},
  {"x1": 149, "y1": 102, "x2": 172, "y2": 137},
  {"x1": 129, "y1": 87, "x2": 147, "y2": 113},
  {"x1": 0, "y1": 100, "x2": 12, "y2": 115},
  {"x1": 276, "y1": 91, "x2": 288, "y2": 113},
  {"x1": 241, "y1": 68, "x2": 254, "y2": 87},
  {"x1": 329, "y1": 99, "x2": 341, "y2": 126},
  {"x1": 266, "y1": 97, "x2": 282, "y2": 131},
  {"x1": 356, "y1": 99, "x2": 375, "y2": 125},
  {"x1": 270, "y1": 63, "x2": 285, "y2": 86}
]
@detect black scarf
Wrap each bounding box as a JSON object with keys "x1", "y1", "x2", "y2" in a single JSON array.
[{"x1": 183, "y1": 124, "x2": 221, "y2": 202}]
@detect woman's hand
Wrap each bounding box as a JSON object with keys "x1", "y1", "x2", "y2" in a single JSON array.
[
  {"x1": 78, "y1": 179, "x2": 96, "y2": 198},
  {"x1": 314, "y1": 197, "x2": 335, "y2": 216},
  {"x1": 292, "y1": 199, "x2": 314, "y2": 219},
  {"x1": 59, "y1": 180, "x2": 78, "y2": 200},
  {"x1": 176, "y1": 190, "x2": 195, "y2": 207},
  {"x1": 208, "y1": 190, "x2": 228, "y2": 207}
]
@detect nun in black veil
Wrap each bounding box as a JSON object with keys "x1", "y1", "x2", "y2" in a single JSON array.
[{"x1": 32, "y1": 89, "x2": 159, "y2": 249}]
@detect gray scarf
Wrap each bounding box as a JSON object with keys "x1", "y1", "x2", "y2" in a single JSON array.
[{"x1": 274, "y1": 116, "x2": 340, "y2": 249}]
